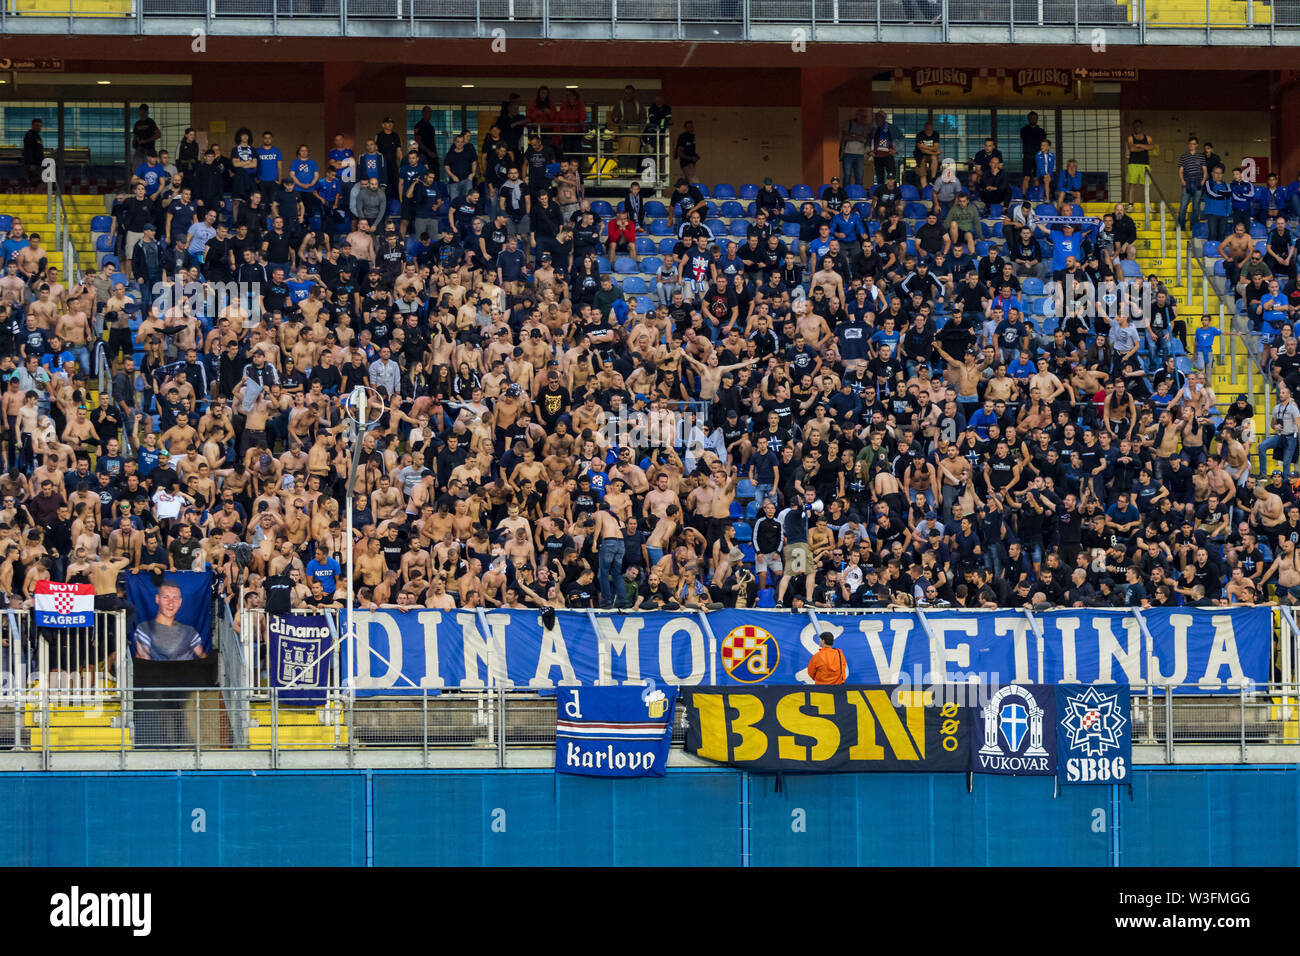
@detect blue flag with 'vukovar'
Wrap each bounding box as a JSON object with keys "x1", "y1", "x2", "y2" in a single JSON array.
[{"x1": 555, "y1": 685, "x2": 678, "y2": 777}]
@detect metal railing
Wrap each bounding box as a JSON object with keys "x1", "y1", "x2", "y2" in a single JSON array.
[
  {"x1": 1, "y1": 0, "x2": 1298, "y2": 43},
  {"x1": 525, "y1": 123, "x2": 671, "y2": 191},
  {"x1": 2, "y1": 682, "x2": 1294, "y2": 766}
]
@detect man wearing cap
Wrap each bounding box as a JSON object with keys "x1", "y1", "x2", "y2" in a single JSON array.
[{"x1": 131, "y1": 223, "x2": 165, "y2": 310}]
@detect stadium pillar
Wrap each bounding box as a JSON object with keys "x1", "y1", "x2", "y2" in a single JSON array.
[
  {"x1": 323, "y1": 62, "x2": 366, "y2": 157},
  {"x1": 1273, "y1": 72, "x2": 1300, "y2": 184},
  {"x1": 798, "y1": 67, "x2": 864, "y2": 189}
]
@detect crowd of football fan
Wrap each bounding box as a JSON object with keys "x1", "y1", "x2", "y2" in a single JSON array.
[{"x1": 5, "y1": 93, "x2": 1300, "y2": 620}]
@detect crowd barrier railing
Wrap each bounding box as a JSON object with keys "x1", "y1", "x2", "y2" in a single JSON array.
[
  {"x1": 0, "y1": 0, "x2": 1296, "y2": 44},
  {"x1": 3, "y1": 681, "x2": 1295, "y2": 767}
]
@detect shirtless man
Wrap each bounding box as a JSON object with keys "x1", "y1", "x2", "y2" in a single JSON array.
[{"x1": 1261, "y1": 537, "x2": 1300, "y2": 603}]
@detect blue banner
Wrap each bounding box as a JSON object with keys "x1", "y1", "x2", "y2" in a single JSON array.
[
  {"x1": 555, "y1": 685, "x2": 677, "y2": 777},
  {"x1": 337, "y1": 607, "x2": 1270, "y2": 695},
  {"x1": 125, "y1": 570, "x2": 214, "y2": 660},
  {"x1": 972, "y1": 683, "x2": 1058, "y2": 776},
  {"x1": 269, "y1": 613, "x2": 331, "y2": 706},
  {"x1": 1056, "y1": 684, "x2": 1132, "y2": 785}
]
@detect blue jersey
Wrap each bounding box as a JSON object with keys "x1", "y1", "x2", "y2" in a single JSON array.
[
  {"x1": 1194, "y1": 325, "x2": 1220, "y2": 353},
  {"x1": 256, "y1": 146, "x2": 282, "y2": 182},
  {"x1": 315, "y1": 177, "x2": 340, "y2": 205},
  {"x1": 305, "y1": 557, "x2": 341, "y2": 594},
  {"x1": 1229, "y1": 180, "x2": 1256, "y2": 211},
  {"x1": 1050, "y1": 230, "x2": 1084, "y2": 270},
  {"x1": 1035, "y1": 151, "x2": 1057, "y2": 178},
  {"x1": 134, "y1": 163, "x2": 164, "y2": 195},
  {"x1": 1059, "y1": 169, "x2": 1082, "y2": 193},
  {"x1": 290, "y1": 158, "x2": 318, "y2": 191}
]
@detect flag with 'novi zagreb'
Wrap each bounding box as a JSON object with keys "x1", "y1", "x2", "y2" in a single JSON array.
[{"x1": 34, "y1": 581, "x2": 94, "y2": 627}]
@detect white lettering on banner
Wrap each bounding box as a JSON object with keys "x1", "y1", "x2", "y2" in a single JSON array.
[
  {"x1": 657, "y1": 619, "x2": 705, "y2": 684},
  {"x1": 1096, "y1": 617, "x2": 1145, "y2": 687},
  {"x1": 1053, "y1": 617, "x2": 1081, "y2": 683},
  {"x1": 417, "y1": 611, "x2": 445, "y2": 690},
  {"x1": 794, "y1": 620, "x2": 829, "y2": 683},
  {"x1": 1200, "y1": 615, "x2": 1247, "y2": 689},
  {"x1": 1149, "y1": 613, "x2": 1191, "y2": 687},
  {"x1": 566, "y1": 741, "x2": 656, "y2": 770},
  {"x1": 594, "y1": 616, "x2": 643, "y2": 685},
  {"x1": 858, "y1": 617, "x2": 913, "y2": 684},
  {"x1": 459, "y1": 612, "x2": 514, "y2": 689},
  {"x1": 992, "y1": 617, "x2": 1034, "y2": 684},
  {"x1": 927, "y1": 617, "x2": 975, "y2": 679},
  {"x1": 352, "y1": 611, "x2": 403, "y2": 689},
  {"x1": 530, "y1": 621, "x2": 579, "y2": 688}
]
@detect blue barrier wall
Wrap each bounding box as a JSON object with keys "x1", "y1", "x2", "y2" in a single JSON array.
[{"x1": 0, "y1": 768, "x2": 1295, "y2": 866}]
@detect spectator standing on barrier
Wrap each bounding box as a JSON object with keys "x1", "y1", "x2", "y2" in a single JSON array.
[{"x1": 807, "y1": 631, "x2": 847, "y2": 685}]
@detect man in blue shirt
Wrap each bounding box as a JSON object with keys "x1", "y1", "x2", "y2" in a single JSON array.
[
  {"x1": 968, "y1": 398, "x2": 1000, "y2": 440},
  {"x1": 1259, "y1": 278, "x2": 1291, "y2": 334},
  {"x1": 290, "y1": 143, "x2": 320, "y2": 222},
  {"x1": 830, "y1": 206, "x2": 866, "y2": 260},
  {"x1": 1056, "y1": 158, "x2": 1083, "y2": 204},
  {"x1": 1034, "y1": 140, "x2": 1057, "y2": 198},
  {"x1": 1201, "y1": 166, "x2": 1232, "y2": 242},
  {"x1": 134, "y1": 153, "x2": 165, "y2": 199},
  {"x1": 305, "y1": 544, "x2": 342, "y2": 596},
  {"x1": 256, "y1": 131, "x2": 283, "y2": 202}
]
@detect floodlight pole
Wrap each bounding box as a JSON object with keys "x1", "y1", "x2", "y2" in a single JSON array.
[{"x1": 344, "y1": 387, "x2": 368, "y2": 691}]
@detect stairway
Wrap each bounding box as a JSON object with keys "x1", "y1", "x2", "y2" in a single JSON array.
[
  {"x1": 1116, "y1": 0, "x2": 1271, "y2": 24},
  {"x1": 1111, "y1": 200, "x2": 1269, "y2": 439},
  {"x1": 0, "y1": 193, "x2": 106, "y2": 279}
]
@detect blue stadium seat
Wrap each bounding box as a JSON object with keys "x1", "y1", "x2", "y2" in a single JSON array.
[
  {"x1": 1121, "y1": 260, "x2": 1141, "y2": 278},
  {"x1": 720, "y1": 200, "x2": 744, "y2": 218},
  {"x1": 774, "y1": 185, "x2": 789, "y2": 198},
  {"x1": 1255, "y1": 240, "x2": 1268, "y2": 254},
  {"x1": 712, "y1": 183, "x2": 736, "y2": 199},
  {"x1": 904, "y1": 239, "x2": 917, "y2": 255},
  {"x1": 986, "y1": 204, "x2": 1003, "y2": 220},
  {"x1": 975, "y1": 240, "x2": 994, "y2": 256},
  {"x1": 855, "y1": 202, "x2": 873, "y2": 219},
  {"x1": 791, "y1": 184, "x2": 814, "y2": 200},
  {"x1": 100, "y1": 254, "x2": 120, "y2": 269},
  {"x1": 614, "y1": 256, "x2": 639, "y2": 274},
  {"x1": 1025, "y1": 186, "x2": 1044, "y2": 201},
  {"x1": 705, "y1": 218, "x2": 727, "y2": 235},
  {"x1": 922, "y1": 186, "x2": 934, "y2": 201},
  {"x1": 733, "y1": 523, "x2": 752, "y2": 543},
  {"x1": 659, "y1": 238, "x2": 677, "y2": 255},
  {"x1": 1193, "y1": 223, "x2": 1208, "y2": 239},
  {"x1": 730, "y1": 220, "x2": 749, "y2": 237},
  {"x1": 901, "y1": 185, "x2": 920, "y2": 201},
  {"x1": 635, "y1": 236, "x2": 656, "y2": 255},
  {"x1": 756, "y1": 588, "x2": 776, "y2": 608},
  {"x1": 596, "y1": 256, "x2": 611, "y2": 272},
  {"x1": 1203, "y1": 241, "x2": 1220, "y2": 258},
  {"x1": 738, "y1": 544, "x2": 756, "y2": 565},
  {"x1": 1010, "y1": 186, "x2": 1023, "y2": 200},
  {"x1": 705, "y1": 201, "x2": 721, "y2": 218},
  {"x1": 0, "y1": 215, "x2": 12, "y2": 233},
  {"x1": 784, "y1": 201, "x2": 798, "y2": 215},
  {"x1": 738, "y1": 184, "x2": 759, "y2": 200},
  {"x1": 788, "y1": 239, "x2": 801, "y2": 255},
  {"x1": 95, "y1": 234, "x2": 114, "y2": 252},
  {"x1": 645, "y1": 200, "x2": 667, "y2": 217},
  {"x1": 590, "y1": 200, "x2": 614, "y2": 217},
  {"x1": 1175, "y1": 356, "x2": 1192, "y2": 375},
  {"x1": 649, "y1": 219, "x2": 672, "y2": 236},
  {"x1": 746, "y1": 202, "x2": 758, "y2": 217},
  {"x1": 696, "y1": 184, "x2": 710, "y2": 197},
  {"x1": 91, "y1": 215, "x2": 112, "y2": 232},
  {"x1": 729, "y1": 501, "x2": 743, "y2": 520},
  {"x1": 846, "y1": 185, "x2": 868, "y2": 200},
  {"x1": 1041, "y1": 315, "x2": 1058, "y2": 334},
  {"x1": 1038, "y1": 298, "x2": 1057, "y2": 316},
  {"x1": 981, "y1": 222, "x2": 1000, "y2": 238},
  {"x1": 735, "y1": 478, "x2": 757, "y2": 500},
  {"x1": 744, "y1": 500, "x2": 760, "y2": 521},
  {"x1": 1213, "y1": 260, "x2": 1227, "y2": 276},
  {"x1": 1250, "y1": 223, "x2": 1267, "y2": 239},
  {"x1": 641, "y1": 256, "x2": 662, "y2": 275},
  {"x1": 635, "y1": 295, "x2": 655, "y2": 314},
  {"x1": 386, "y1": 200, "x2": 402, "y2": 218},
  {"x1": 782, "y1": 222, "x2": 800, "y2": 237},
  {"x1": 622, "y1": 276, "x2": 648, "y2": 294},
  {"x1": 1021, "y1": 277, "x2": 1045, "y2": 295},
  {"x1": 904, "y1": 202, "x2": 928, "y2": 219},
  {"x1": 1035, "y1": 203, "x2": 1056, "y2": 218}
]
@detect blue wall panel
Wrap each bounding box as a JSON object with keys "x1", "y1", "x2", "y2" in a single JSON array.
[
  {"x1": 0, "y1": 768, "x2": 1293, "y2": 866},
  {"x1": 748, "y1": 774, "x2": 1108, "y2": 866},
  {"x1": 0, "y1": 774, "x2": 366, "y2": 867},
  {"x1": 372, "y1": 770, "x2": 740, "y2": 866},
  {"x1": 1123, "y1": 770, "x2": 1300, "y2": 867}
]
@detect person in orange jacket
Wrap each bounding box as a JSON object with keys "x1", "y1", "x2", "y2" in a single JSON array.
[{"x1": 808, "y1": 631, "x2": 848, "y2": 685}]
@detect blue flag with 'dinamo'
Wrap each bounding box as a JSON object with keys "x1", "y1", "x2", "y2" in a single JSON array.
[{"x1": 555, "y1": 685, "x2": 678, "y2": 777}]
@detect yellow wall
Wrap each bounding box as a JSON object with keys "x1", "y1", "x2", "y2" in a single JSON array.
[{"x1": 1122, "y1": 109, "x2": 1271, "y2": 199}]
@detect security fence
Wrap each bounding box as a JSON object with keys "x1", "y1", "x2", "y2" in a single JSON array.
[
  {"x1": 3, "y1": 681, "x2": 1295, "y2": 768},
  {"x1": 1, "y1": 0, "x2": 1297, "y2": 44}
]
